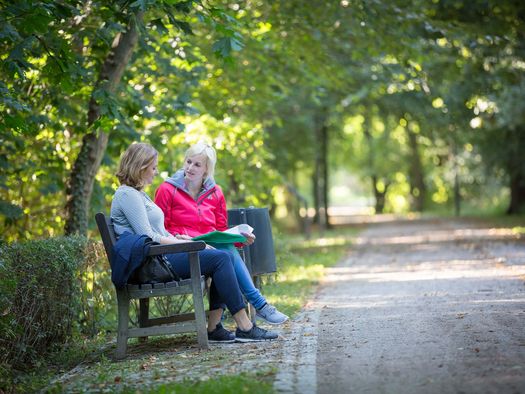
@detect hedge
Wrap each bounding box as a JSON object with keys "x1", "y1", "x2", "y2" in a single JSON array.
[
  {"x1": 0, "y1": 237, "x2": 87, "y2": 372},
  {"x1": 0, "y1": 236, "x2": 195, "y2": 378}
]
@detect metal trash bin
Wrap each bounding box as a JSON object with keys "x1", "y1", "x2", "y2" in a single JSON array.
[{"x1": 227, "y1": 207, "x2": 277, "y2": 275}]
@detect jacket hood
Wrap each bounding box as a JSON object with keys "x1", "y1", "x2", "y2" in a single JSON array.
[{"x1": 165, "y1": 169, "x2": 216, "y2": 195}]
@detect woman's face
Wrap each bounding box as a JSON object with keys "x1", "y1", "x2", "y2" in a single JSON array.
[
  {"x1": 184, "y1": 154, "x2": 208, "y2": 183},
  {"x1": 142, "y1": 156, "x2": 158, "y2": 186}
]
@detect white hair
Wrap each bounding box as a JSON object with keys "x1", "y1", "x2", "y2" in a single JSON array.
[{"x1": 185, "y1": 142, "x2": 217, "y2": 181}]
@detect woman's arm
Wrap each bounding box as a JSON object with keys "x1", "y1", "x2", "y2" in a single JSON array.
[
  {"x1": 115, "y1": 188, "x2": 186, "y2": 245},
  {"x1": 214, "y1": 186, "x2": 255, "y2": 245}
]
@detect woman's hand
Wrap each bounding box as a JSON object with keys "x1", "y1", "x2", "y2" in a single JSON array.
[
  {"x1": 205, "y1": 243, "x2": 216, "y2": 250},
  {"x1": 175, "y1": 234, "x2": 193, "y2": 241},
  {"x1": 242, "y1": 232, "x2": 256, "y2": 246}
]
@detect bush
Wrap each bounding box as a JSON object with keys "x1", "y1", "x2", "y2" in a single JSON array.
[
  {"x1": 0, "y1": 236, "x2": 87, "y2": 373},
  {"x1": 77, "y1": 240, "x2": 117, "y2": 336}
]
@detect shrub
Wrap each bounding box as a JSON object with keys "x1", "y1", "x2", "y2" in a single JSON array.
[
  {"x1": 77, "y1": 240, "x2": 117, "y2": 336},
  {"x1": 0, "y1": 236, "x2": 87, "y2": 372}
]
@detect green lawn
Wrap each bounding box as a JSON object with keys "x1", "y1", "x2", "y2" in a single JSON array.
[{"x1": 262, "y1": 227, "x2": 358, "y2": 318}]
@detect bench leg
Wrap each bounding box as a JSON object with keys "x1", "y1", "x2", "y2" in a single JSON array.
[
  {"x1": 138, "y1": 298, "x2": 149, "y2": 343},
  {"x1": 116, "y1": 291, "x2": 130, "y2": 359},
  {"x1": 189, "y1": 252, "x2": 209, "y2": 349}
]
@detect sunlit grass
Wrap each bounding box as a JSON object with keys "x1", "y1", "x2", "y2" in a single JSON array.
[
  {"x1": 144, "y1": 373, "x2": 273, "y2": 394},
  {"x1": 512, "y1": 226, "x2": 525, "y2": 235},
  {"x1": 260, "y1": 227, "x2": 357, "y2": 318}
]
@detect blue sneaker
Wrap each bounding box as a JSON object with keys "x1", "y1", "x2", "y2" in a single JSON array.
[{"x1": 208, "y1": 323, "x2": 235, "y2": 343}]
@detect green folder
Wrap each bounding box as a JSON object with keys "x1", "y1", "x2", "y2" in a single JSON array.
[{"x1": 192, "y1": 231, "x2": 246, "y2": 244}]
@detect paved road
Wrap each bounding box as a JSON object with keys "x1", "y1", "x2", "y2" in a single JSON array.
[{"x1": 276, "y1": 218, "x2": 525, "y2": 394}]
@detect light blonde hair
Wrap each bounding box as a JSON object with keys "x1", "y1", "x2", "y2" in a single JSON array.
[
  {"x1": 185, "y1": 142, "x2": 217, "y2": 182},
  {"x1": 116, "y1": 142, "x2": 158, "y2": 190}
]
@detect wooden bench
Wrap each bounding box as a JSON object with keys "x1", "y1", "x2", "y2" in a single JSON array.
[{"x1": 95, "y1": 213, "x2": 209, "y2": 359}]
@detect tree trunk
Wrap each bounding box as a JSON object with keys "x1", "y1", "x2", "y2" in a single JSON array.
[
  {"x1": 453, "y1": 145, "x2": 461, "y2": 217},
  {"x1": 312, "y1": 107, "x2": 329, "y2": 230},
  {"x1": 406, "y1": 128, "x2": 426, "y2": 212},
  {"x1": 320, "y1": 119, "x2": 330, "y2": 229},
  {"x1": 507, "y1": 171, "x2": 525, "y2": 214},
  {"x1": 64, "y1": 12, "x2": 143, "y2": 235},
  {"x1": 312, "y1": 165, "x2": 320, "y2": 225},
  {"x1": 363, "y1": 115, "x2": 388, "y2": 214},
  {"x1": 372, "y1": 175, "x2": 390, "y2": 214}
]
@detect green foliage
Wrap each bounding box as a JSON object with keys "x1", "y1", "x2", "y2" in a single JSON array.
[
  {"x1": 0, "y1": 236, "x2": 86, "y2": 378},
  {"x1": 2, "y1": 0, "x2": 525, "y2": 241},
  {"x1": 0, "y1": 0, "x2": 248, "y2": 241},
  {"x1": 78, "y1": 240, "x2": 117, "y2": 336}
]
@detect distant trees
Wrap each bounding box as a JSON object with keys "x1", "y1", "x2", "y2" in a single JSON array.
[{"x1": 1, "y1": 0, "x2": 524, "y2": 241}]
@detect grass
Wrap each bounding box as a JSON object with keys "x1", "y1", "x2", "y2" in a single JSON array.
[
  {"x1": 136, "y1": 373, "x2": 273, "y2": 394},
  {"x1": 262, "y1": 226, "x2": 358, "y2": 318}
]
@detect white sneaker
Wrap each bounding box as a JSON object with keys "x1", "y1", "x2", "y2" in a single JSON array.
[{"x1": 256, "y1": 303, "x2": 289, "y2": 325}]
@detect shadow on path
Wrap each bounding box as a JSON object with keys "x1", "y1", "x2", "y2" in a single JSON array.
[{"x1": 275, "y1": 217, "x2": 525, "y2": 394}]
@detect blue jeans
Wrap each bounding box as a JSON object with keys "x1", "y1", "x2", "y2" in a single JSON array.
[
  {"x1": 210, "y1": 243, "x2": 267, "y2": 310},
  {"x1": 166, "y1": 249, "x2": 246, "y2": 315}
]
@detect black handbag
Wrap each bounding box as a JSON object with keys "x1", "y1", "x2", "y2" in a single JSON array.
[{"x1": 131, "y1": 254, "x2": 181, "y2": 284}]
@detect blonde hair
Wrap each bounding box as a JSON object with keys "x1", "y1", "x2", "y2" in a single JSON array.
[
  {"x1": 116, "y1": 142, "x2": 158, "y2": 190},
  {"x1": 185, "y1": 142, "x2": 217, "y2": 182}
]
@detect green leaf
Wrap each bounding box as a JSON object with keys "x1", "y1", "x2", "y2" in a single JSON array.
[
  {"x1": 172, "y1": 20, "x2": 193, "y2": 35},
  {"x1": 0, "y1": 23, "x2": 21, "y2": 42},
  {"x1": 130, "y1": 0, "x2": 146, "y2": 11},
  {"x1": 151, "y1": 18, "x2": 169, "y2": 35},
  {"x1": 0, "y1": 201, "x2": 23, "y2": 220},
  {"x1": 212, "y1": 37, "x2": 232, "y2": 57}
]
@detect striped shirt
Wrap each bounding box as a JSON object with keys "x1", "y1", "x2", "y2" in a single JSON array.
[{"x1": 110, "y1": 185, "x2": 172, "y2": 244}]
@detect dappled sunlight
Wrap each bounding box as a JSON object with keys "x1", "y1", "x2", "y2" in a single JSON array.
[
  {"x1": 277, "y1": 264, "x2": 325, "y2": 283},
  {"x1": 322, "y1": 258, "x2": 525, "y2": 284},
  {"x1": 314, "y1": 295, "x2": 525, "y2": 310},
  {"x1": 470, "y1": 298, "x2": 525, "y2": 304},
  {"x1": 299, "y1": 236, "x2": 350, "y2": 248},
  {"x1": 355, "y1": 227, "x2": 521, "y2": 246}
]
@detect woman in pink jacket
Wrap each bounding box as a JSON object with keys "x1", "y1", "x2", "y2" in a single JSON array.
[{"x1": 155, "y1": 142, "x2": 288, "y2": 325}]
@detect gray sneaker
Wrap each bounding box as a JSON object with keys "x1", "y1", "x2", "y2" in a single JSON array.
[
  {"x1": 235, "y1": 324, "x2": 278, "y2": 342},
  {"x1": 256, "y1": 303, "x2": 289, "y2": 325}
]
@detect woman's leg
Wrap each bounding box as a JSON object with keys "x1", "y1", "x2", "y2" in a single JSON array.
[
  {"x1": 211, "y1": 244, "x2": 267, "y2": 309},
  {"x1": 165, "y1": 249, "x2": 278, "y2": 340},
  {"x1": 165, "y1": 249, "x2": 246, "y2": 318}
]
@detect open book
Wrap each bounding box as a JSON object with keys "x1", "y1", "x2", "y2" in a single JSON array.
[
  {"x1": 223, "y1": 224, "x2": 253, "y2": 236},
  {"x1": 191, "y1": 224, "x2": 253, "y2": 244}
]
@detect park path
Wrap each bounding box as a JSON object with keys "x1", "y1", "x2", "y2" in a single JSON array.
[{"x1": 274, "y1": 217, "x2": 525, "y2": 394}]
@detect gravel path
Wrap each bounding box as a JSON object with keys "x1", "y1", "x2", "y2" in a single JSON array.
[{"x1": 275, "y1": 218, "x2": 525, "y2": 394}]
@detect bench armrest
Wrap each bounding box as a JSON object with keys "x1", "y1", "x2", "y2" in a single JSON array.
[{"x1": 148, "y1": 241, "x2": 206, "y2": 256}]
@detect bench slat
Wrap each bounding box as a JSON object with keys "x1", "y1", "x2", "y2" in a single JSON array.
[{"x1": 128, "y1": 321, "x2": 197, "y2": 338}]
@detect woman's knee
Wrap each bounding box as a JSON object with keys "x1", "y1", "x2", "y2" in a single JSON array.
[{"x1": 202, "y1": 249, "x2": 234, "y2": 271}]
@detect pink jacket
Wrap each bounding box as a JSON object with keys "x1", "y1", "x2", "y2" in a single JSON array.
[{"x1": 154, "y1": 169, "x2": 228, "y2": 237}]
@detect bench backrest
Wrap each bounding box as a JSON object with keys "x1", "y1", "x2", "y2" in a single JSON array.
[{"x1": 95, "y1": 212, "x2": 117, "y2": 267}]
